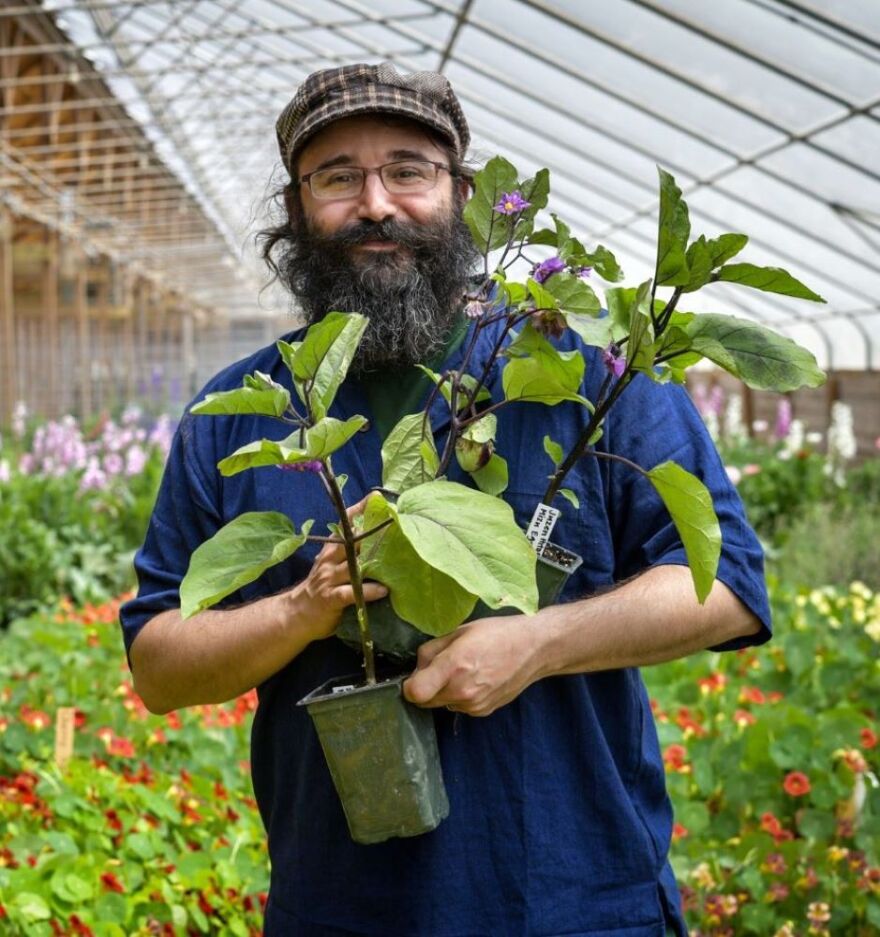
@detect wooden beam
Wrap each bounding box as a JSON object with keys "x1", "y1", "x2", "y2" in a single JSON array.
[
  {"x1": 0, "y1": 205, "x2": 15, "y2": 425},
  {"x1": 75, "y1": 248, "x2": 91, "y2": 418},
  {"x1": 42, "y1": 225, "x2": 59, "y2": 417}
]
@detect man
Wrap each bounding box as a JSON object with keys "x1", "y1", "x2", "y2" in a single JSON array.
[{"x1": 121, "y1": 64, "x2": 770, "y2": 936}]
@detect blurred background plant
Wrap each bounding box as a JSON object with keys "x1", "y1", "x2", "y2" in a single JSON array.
[{"x1": 0, "y1": 402, "x2": 174, "y2": 629}]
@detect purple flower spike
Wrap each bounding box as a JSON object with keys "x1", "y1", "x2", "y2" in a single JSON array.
[
  {"x1": 602, "y1": 343, "x2": 627, "y2": 379},
  {"x1": 532, "y1": 256, "x2": 566, "y2": 284},
  {"x1": 277, "y1": 460, "x2": 323, "y2": 473},
  {"x1": 493, "y1": 191, "x2": 531, "y2": 215}
]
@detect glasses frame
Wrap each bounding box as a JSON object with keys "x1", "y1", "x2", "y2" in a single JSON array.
[{"x1": 299, "y1": 159, "x2": 457, "y2": 200}]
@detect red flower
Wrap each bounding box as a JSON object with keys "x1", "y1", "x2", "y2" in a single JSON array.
[
  {"x1": 105, "y1": 810, "x2": 123, "y2": 832},
  {"x1": 739, "y1": 686, "x2": 765, "y2": 704},
  {"x1": 671, "y1": 822, "x2": 688, "y2": 841},
  {"x1": 70, "y1": 914, "x2": 95, "y2": 936},
  {"x1": 759, "y1": 812, "x2": 793, "y2": 842},
  {"x1": 108, "y1": 736, "x2": 135, "y2": 758},
  {"x1": 783, "y1": 771, "x2": 811, "y2": 797},
  {"x1": 663, "y1": 744, "x2": 688, "y2": 772},
  {"x1": 733, "y1": 709, "x2": 756, "y2": 727},
  {"x1": 698, "y1": 672, "x2": 727, "y2": 694},
  {"x1": 861, "y1": 727, "x2": 878, "y2": 750},
  {"x1": 100, "y1": 871, "x2": 125, "y2": 893}
]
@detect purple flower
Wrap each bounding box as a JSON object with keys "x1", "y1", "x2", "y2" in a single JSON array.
[
  {"x1": 602, "y1": 343, "x2": 627, "y2": 379},
  {"x1": 576, "y1": 266, "x2": 592, "y2": 279},
  {"x1": 464, "y1": 300, "x2": 488, "y2": 320},
  {"x1": 277, "y1": 460, "x2": 323, "y2": 473},
  {"x1": 493, "y1": 191, "x2": 531, "y2": 215},
  {"x1": 774, "y1": 398, "x2": 792, "y2": 440},
  {"x1": 532, "y1": 256, "x2": 566, "y2": 284}
]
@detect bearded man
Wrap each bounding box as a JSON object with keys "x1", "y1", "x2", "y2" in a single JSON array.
[{"x1": 121, "y1": 64, "x2": 770, "y2": 937}]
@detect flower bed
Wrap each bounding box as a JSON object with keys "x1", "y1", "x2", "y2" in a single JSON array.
[
  {"x1": 1, "y1": 581, "x2": 877, "y2": 934},
  {"x1": 645, "y1": 579, "x2": 880, "y2": 935},
  {"x1": 0, "y1": 596, "x2": 267, "y2": 935}
]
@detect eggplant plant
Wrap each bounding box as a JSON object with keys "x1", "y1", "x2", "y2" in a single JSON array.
[{"x1": 179, "y1": 160, "x2": 827, "y2": 680}]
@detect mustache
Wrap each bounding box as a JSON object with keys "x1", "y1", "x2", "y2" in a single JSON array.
[{"x1": 320, "y1": 218, "x2": 447, "y2": 251}]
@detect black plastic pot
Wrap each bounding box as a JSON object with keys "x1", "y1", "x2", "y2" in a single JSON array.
[
  {"x1": 337, "y1": 542, "x2": 583, "y2": 663},
  {"x1": 297, "y1": 673, "x2": 449, "y2": 845}
]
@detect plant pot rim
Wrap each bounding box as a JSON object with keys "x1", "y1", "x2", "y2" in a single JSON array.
[{"x1": 297, "y1": 672, "x2": 406, "y2": 708}]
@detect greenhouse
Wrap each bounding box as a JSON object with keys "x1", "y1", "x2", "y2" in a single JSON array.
[{"x1": 1, "y1": 1, "x2": 878, "y2": 934}]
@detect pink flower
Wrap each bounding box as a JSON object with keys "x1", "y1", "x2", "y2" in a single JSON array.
[
  {"x1": 602, "y1": 343, "x2": 626, "y2": 378},
  {"x1": 493, "y1": 191, "x2": 531, "y2": 215}
]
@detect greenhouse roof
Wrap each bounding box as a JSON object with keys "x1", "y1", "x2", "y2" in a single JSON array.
[{"x1": 3, "y1": 0, "x2": 879, "y2": 368}]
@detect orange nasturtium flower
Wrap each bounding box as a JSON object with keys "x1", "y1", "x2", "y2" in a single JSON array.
[{"x1": 783, "y1": 771, "x2": 811, "y2": 797}]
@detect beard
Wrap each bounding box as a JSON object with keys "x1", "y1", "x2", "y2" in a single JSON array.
[{"x1": 279, "y1": 203, "x2": 479, "y2": 374}]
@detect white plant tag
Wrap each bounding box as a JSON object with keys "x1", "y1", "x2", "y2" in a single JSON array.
[{"x1": 525, "y1": 503, "x2": 560, "y2": 555}]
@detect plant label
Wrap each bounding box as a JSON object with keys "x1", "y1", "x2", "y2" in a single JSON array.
[
  {"x1": 525, "y1": 503, "x2": 560, "y2": 555},
  {"x1": 54, "y1": 707, "x2": 76, "y2": 768}
]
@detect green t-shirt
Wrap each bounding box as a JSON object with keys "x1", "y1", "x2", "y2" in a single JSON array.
[{"x1": 360, "y1": 316, "x2": 469, "y2": 441}]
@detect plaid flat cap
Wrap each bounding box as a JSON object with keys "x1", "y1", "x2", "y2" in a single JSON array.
[{"x1": 275, "y1": 62, "x2": 470, "y2": 174}]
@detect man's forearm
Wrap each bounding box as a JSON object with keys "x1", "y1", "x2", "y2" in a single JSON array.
[
  {"x1": 404, "y1": 564, "x2": 762, "y2": 716},
  {"x1": 534, "y1": 563, "x2": 762, "y2": 679},
  {"x1": 129, "y1": 590, "x2": 313, "y2": 714}
]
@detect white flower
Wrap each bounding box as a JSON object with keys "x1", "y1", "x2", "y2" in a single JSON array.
[
  {"x1": 725, "y1": 465, "x2": 742, "y2": 485},
  {"x1": 751, "y1": 419, "x2": 768, "y2": 433},
  {"x1": 0, "y1": 459, "x2": 10, "y2": 483},
  {"x1": 723, "y1": 394, "x2": 747, "y2": 443}
]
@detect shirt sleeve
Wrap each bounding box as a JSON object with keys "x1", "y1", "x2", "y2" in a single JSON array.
[
  {"x1": 119, "y1": 411, "x2": 223, "y2": 662},
  {"x1": 604, "y1": 375, "x2": 771, "y2": 651}
]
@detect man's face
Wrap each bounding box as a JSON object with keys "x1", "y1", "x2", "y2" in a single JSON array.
[
  {"x1": 281, "y1": 114, "x2": 478, "y2": 373},
  {"x1": 297, "y1": 114, "x2": 462, "y2": 242}
]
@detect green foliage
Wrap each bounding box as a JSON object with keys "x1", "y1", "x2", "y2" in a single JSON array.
[
  {"x1": 190, "y1": 385, "x2": 290, "y2": 418},
  {"x1": 0, "y1": 596, "x2": 267, "y2": 933},
  {"x1": 645, "y1": 461, "x2": 721, "y2": 603},
  {"x1": 462, "y1": 156, "x2": 520, "y2": 252},
  {"x1": 381, "y1": 413, "x2": 438, "y2": 494},
  {"x1": 180, "y1": 514, "x2": 313, "y2": 619},
  {"x1": 644, "y1": 579, "x2": 880, "y2": 934}
]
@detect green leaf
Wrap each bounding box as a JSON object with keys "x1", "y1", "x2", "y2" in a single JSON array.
[
  {"x1": 217, "y1": 416, "x2": 367, "y2": 475},
  {"x1": 394, "y1": 480, "x2": 538, "y2": 615},
  {"x1": 715, "y1": 262, "x2": 826, "y2": 302},
  {"x1": 290, "y1": 312, "x2": 368, "y2": 419},
  {"x1": 626, "y1": 280, "x2": 656, "y2": 374},
  {"x1": 558, "y1": 488, "x2": 579, "y2": 510},
  {"x1": 180, "y1": 513, "x2": 312, "y2": 618},
  {"x1": 703, "y1": 232, "x2": 748, "y2": 266},
  {"x1": 684, "y1": 313, "x2": 826, "y2": 391},
  {"x1": 543, "y1": 435, "x2": 563, "y2": 468},
  {"x1": 94, "y1": 893, "x2": 128, "y2": 925},
  {"x1": 416, "y1": 366, "x2": 491, "y2": 411},
  {"x1": 797, "y1": 808, "x2": 837, "y2": 840},
  {"x1": 564, "y1": 313, "x2": 615, "y2": 350},
  {"x1": 526, "y1": 277, "x2": 559, "y2": 312},
  {"x1": 463, "y1": 156, "x2": 520, "y2": 252},
  {"x1": 381, "y1": 413, "x2": 438, "y2": 494},
  {"x1": 359, "y1": 494, "x2": 478, "y2": 635},
  {"x1": 12, "y1": 892, "x2": 51, "y2": 922},
  {"x1": 682, "y1": 236, "x2": 715, "y2": 293},
  {"x1": 604, "y1": 287, "x2": 638, "y2": 341},
  {"x1": 471, "y1": 453, "x2": 508, "y2": 496},
  {"x1": 645, "y1": 461, "x2": 721, "y2": 603},
  {"x1": 655, "y1": 168, "x2": 691, "y2": 286},
  {"x1": 544, "y1": 271, "x2": 601, "y2": 317},
  {"x1": 420, "y1": 440, "x2": 440, "y2": 476},
  {"x1": 580, "y1": 244, "x2": 624, "y2": 282},
  {"x1": 191, "y1": 385, "x2": 290, "y2": 419},
  {"x1": 503, "y1": 321, "x2": 590, "y2": 406}
]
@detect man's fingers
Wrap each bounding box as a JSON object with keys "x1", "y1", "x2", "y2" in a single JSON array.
[
  {"x1": 361, "y1": 581, "x2": 389, "y2": 602},
  {"x1": 415, "y1": 633, "x2": 457, "y2": 669},
  {"x1": 403, "y1": 652, "x2": 458, "y2": 707}
]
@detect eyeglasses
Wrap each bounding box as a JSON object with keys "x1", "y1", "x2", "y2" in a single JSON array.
[{"x1": 299, "y1": 159, "x2": 455, "y2": 200}]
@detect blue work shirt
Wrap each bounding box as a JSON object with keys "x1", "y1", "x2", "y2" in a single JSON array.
[{"x1": 121, "y1": 315, "x2": 771, "y2": 937}]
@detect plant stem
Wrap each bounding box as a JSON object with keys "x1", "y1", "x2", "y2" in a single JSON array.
[
  {"x1": 306, "y1": 517, "x2": 393, "y2": 546},
  {"x1": 318, "y1": 467, "x2": 377, "y2": 685}
]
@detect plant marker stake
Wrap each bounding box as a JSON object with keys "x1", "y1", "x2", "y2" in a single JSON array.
[
  {"x1": 54, "y1": 707, "x2": 75, "y2": 769},
  {"x1": 525, "y1": 503, "x2": 560, "y2": 557}
]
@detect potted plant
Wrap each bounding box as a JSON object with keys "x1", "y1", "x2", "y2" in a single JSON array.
[
  {"x1": 178, "y1": 158, "x2": 826, "y2": 844},
  {"x1": 339, "y1": 157, "x2": 826, "y2": 661}
]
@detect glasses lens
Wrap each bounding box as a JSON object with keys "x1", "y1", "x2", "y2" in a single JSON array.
[
  {"x1": 381, "y1": 160, "x2": 438, "y2": 193},
  {"x1": 310, "y1": 167, "x2": 364, "y2": 199}
]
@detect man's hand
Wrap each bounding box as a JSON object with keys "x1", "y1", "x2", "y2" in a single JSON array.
[
  {"x1": 402, "y1": 614, "x2": 543, "y2": 717},
  {"x1": 295, "y1": 538, "x2": 387, "y2": 643}
]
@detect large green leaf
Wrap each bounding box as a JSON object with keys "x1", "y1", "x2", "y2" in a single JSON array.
[
  {"x1": 217, "y1": 415, "x2": 366, "y2": 475},
  {"x1": 703, "y1": 233, "x2": 748, "y2": 266},
  {"x1": 382, "y1": 412, "x2": 438, "y2": 494},
  {"x1": 191, "y1": 385, "x2": 290, "y2": 418},
  {"x1": 626, "y1": 280, "x2": 656, "y2": 374},
  {"x1": 393, "y1": 480, "x2": 538, "y2": 614},
  {"x1": 655, "y1": 168, "x2": 691, "y2": 286},
  {"x1": 714, "y1": 263, "x2": 826, "y2": 302},
  {"x1": 563, "y1": 314, "x2": 615, "y2": 350},
  {"x1": 290, "y1": 312, "x2": 368, "y2": 419},
  {"x1": 645, "y1": 461, "x2": 720, "y2": 604},
  {"x1": 684, "y1": 313, "x2": 826, "y2": 391},
  {"x1": 463, "y1": 155, "x2": 520, "y2": 252},
  {"x1": 545, "y1": 271, "x2": 601, "y2": 316},
  {"x1": 580, "y1": 244, "x2": 624, "y2": 282},
  {"x1": 180, "y1": 512, "x2": 312, "y2": 618},
  {"x1": 502, "y1": 321, "x2": 590, "y2": 405},
  {"x1": 682, "y1": 236, "x2": 715, "y2": 294},
  {"x1": 359, "y1": 494, "x2": 478, "y2": 635}
]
